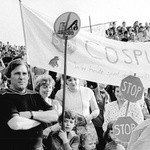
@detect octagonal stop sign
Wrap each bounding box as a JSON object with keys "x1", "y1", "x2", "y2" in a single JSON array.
[
  {"x1": 120, "y1": 75, "x2": 144, "y2": 102},
  {"x1": 113, "y1": 116, "x2": 138, "y2": 143}
]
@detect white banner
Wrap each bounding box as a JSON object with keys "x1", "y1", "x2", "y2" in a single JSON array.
[
  {"x1": 21, "y1": 4, "x2": 150, "y2": 88},
  {"x1": 83, "y1": 24, "x2": 106, "y2": 37}
]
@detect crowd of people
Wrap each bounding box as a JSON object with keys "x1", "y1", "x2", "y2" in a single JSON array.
[
  {"x1": 0, "y1": 20, "x2": 150, "y2": 150},
  {"x1": 105, "y1": 21, "x2": 150, "y2": 42},
  {"x1": 0, "y1": 57, "x2": 150, "y2": 150}
]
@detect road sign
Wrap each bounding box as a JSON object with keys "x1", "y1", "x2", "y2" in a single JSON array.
[
  {"x1": 54, "y1": 12, "x2": 81, "y2": 39},
  {"x1": 113, "y1": 116, "x2": 138, "y2": 142},
  {"x1": 120, "y1": 75, "x2": 144, "y2": 102}
]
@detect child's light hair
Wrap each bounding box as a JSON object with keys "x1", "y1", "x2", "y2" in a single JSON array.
[
  {"x1": 34, "y1": 74, "x2": 55, "y2": 92},
  {"x1": 80, "y1": 131, "x2": 98, "y2": 146}
]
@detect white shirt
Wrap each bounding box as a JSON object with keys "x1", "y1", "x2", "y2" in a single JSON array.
[{"x1": 55, "y1": 86, "x2": 97, "y2": 117}]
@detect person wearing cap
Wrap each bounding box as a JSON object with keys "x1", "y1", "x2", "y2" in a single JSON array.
[{"x1": 0, "y1": 59, "x2": 58, "y2": 150}]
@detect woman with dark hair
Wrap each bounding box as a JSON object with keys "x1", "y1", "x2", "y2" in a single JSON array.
[{"x1": 103, "y1": 86, "x2": 144, "y2": 131}]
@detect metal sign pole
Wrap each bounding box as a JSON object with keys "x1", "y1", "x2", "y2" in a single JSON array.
[
  {"x1": 54, "y1": 11, "x2": 81, "y2": 131},
  {"x1": 62, "y1": 35, "x2": 68, "y2": 130}
]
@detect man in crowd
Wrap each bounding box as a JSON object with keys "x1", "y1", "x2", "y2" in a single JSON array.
[{"x1": 0, "y1": 58, "x2": 59, "y2": 150}]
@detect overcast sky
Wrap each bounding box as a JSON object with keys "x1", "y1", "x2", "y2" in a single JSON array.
[{"x1": 0, "y1": 0, "x2": 149, "y2": 45}]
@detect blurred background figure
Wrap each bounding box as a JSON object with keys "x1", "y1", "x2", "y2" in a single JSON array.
[{"x1": 87, "y1": 81, "x2": 110, "y2": 150}]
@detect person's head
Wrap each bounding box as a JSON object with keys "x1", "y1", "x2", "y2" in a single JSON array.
[
  {"x1": 133, "y1": 21, "x2": 139, "y2": 27},
  {"x1": 145, "y1": 22, "x2": 149, "y2": 27},
  {"x1": 103, "y1": 121, "x2": 117, "y2": 143},
  {"x1": 134, "y1": 25, "x2": 139, "y2": 32},
  {"x1": 138, "y1": 26, "x2": 145, "y2": 33},
  {"x1": 112, "y1": 22, "x2": 116, "y2": 27},
  {"x1": 130, "y1": 32, "x2": 136, "y2": 41},
  {"x1": 34, "y1": 74, "x2": 55, "y2": 99},
  {"x1": 4, "y1": 58, "x2": 30, "y2": 92},
  {"x1": 13, "y1": 52, "x2": 27, "y2": 62},
  {"x1": 86, "y1": 81, "x2": 97, "y2": 90},
  {"x1": 146, "y1": 26, "x2": 150, "y2": 31},
  {"x1": 58, "y1": 110, "x2": 76, "y2": 132},
  {"x1": 124, "y1": 31, "x2": 128, "y2": 37},
  {"x1": 63, "y1": 75, "x2": 80, "y2": 91},
  {"x1": 114, "y1": 86, "x2": 125, "y2": 102},
  {"x1": 139, "y1": 23, "x2": 143, "y2": 27},
  {"x1": 97, "y1": 83, "x2": 106, "y2": 90},
  {"x1": 122, "y1": 21, "x2": 126, "y2": 27},
  {"x1": 80, "y1": 131, "x2": 98, "y2": 150}
]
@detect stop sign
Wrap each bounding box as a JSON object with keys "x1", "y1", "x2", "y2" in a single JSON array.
[
  {"x1": 120, "y1": 75, "x2": 144, "y2": 102},
  {"x1": 113, "y1": 116, "x2": 138, "y2": 142}
]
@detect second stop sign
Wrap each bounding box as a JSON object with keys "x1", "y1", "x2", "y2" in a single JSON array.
[{"x1": 120, "y1": 75, "x2": 144, "y2": 102}]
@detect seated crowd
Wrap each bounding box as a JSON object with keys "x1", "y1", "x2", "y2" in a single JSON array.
[{"x1": 105, "y1": 21, "x2": 150, "y2": 42}]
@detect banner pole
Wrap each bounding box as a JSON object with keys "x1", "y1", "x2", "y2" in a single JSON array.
[
  {"x1": 18, "y1": 0, "x2": 27, "y2": 48},
  {"x1": 125, "y1": 101, "x2": 130, "y2": 117},
  {"x1": 81, "y1": 20, "x2": 117, "y2": 28},
  {"x1": 18, "y1": 0, "x2": 34, "y2": 90},
  {"x1": 89, "y1": 16, "x2": 92, "y2": 33},
  {"x1": 62, "y1": 36, "x2": 68, "y2": 130},
  {"x1": 61, "y1": 13, "x2": 71, "y2": 130}
]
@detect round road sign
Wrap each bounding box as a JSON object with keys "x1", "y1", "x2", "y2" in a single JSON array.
[
  {"x1": 120, "y1": 75, "x2": 144, "y2": 102},
  {"x1": 54, "y1": 12, "x2": 81, "y2": 40}
]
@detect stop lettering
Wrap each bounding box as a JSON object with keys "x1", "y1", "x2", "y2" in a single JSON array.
[
  {"x1": 121, "y1": 81, "x2": 142, "y2": 98},
  {"x1": 113, "y1": 117, "x2": 138, "y2": 142},
  {"x1": 114, "y1": 123, "x2": 136, "y2": 135},
  {"x1": 120, "y1": 75, "x2": 144, "y2": 102}
]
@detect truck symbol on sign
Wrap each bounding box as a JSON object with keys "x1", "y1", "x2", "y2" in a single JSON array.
[{"x1": 57, "y1": 20, "x2": 78, "y2": 35}]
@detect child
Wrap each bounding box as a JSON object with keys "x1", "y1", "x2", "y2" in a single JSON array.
[
  {"x1": 49, "y1": 110, "x2": 80, "y2": 150},
  {"x1": 80, "y1": 131, "x2": 98, "y2": 150},
  {"x1": 103, "y1": 121, "x2": 125, "y2": 150}
]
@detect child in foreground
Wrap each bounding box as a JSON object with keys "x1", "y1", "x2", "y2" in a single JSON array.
[
  {"x1": 79, "y1": 131, "x2": 98, "y2": 150},
  {"x1": 103, "y1": 121, "x2": 125, "y2": 150},
  {"x1": 49, "y1": 110, "x2": 80, "y2": 150}
]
